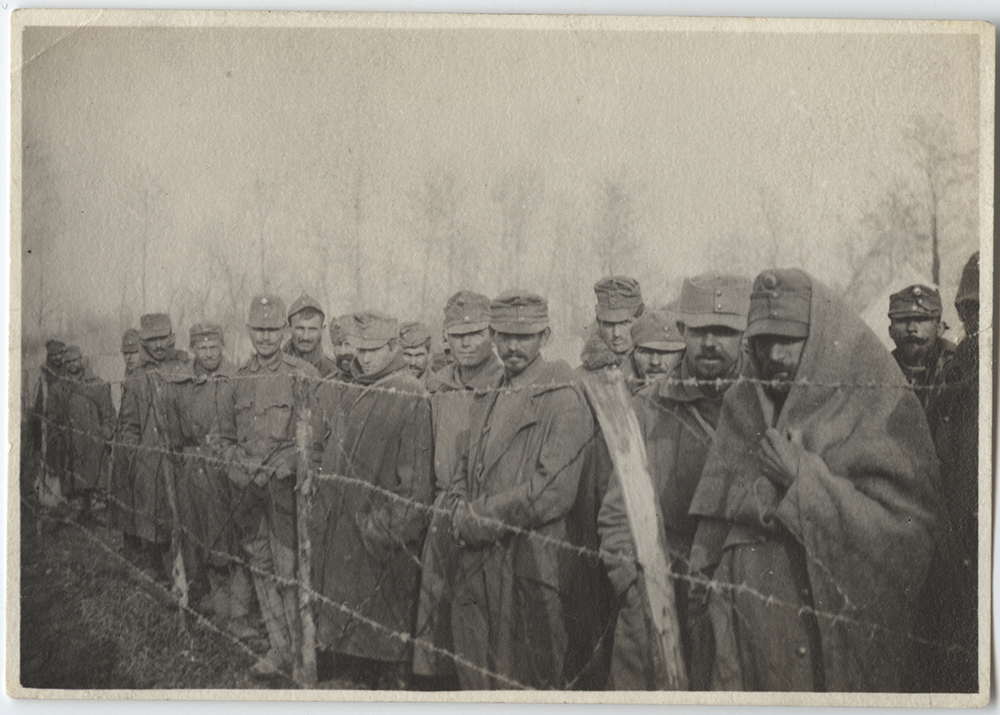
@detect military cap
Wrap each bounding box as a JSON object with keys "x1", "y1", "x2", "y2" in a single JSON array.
[
  {"x1": 350, "y1": 311, "x2": 399, "y2": 349},
  {"x1": 631, "y1": 312, "x2": 685, "y2": 352},
  {"x1": 121, "y1": 329, "x2": 141, "y2": 354},
  {"x1": 247, "y1": 295, "x2": 286, "y2": 329},
  {"x1": 490, "y1": 291, "x2": 549, "y2": 335},
  {"x1": 139, "y1": 313, "x2": 173, "y2": 340},
  {"x1": 287, "y1": 292, "x2": 325, "y2": 322},
  {"x1": 888, "y1": 285, "x2": 942, "y2": 320},
  {"x1": 956, "y1": 251, "x2": 979, "y2": 307},
  {"x1": 399, "y1": 321, "x2": 432, "y2": 349},
  {"x1": 45, "y1": 339, "x2": 66, "y2": 357},
  {"x1": 678, "y1": 273, "x2": 752, "y2": 331},
  {"x1": 190, "y1": 322, "x2": 224, "y2": 346},
  {"x1": 594, "y1": 276, "x2": 644, "y2": 322},
  {"x1": 62, "y1": 345, "x2": 83, "y2": 361},
  {"x1": 444, "y1": 291, "x2": 492, "y2": 335},
  {"x1": 329, "y1": 315, "x2": 349, "y2": 346},
  {"x1": 745, "y1": 269, "x2": 812, "y2": 339}
]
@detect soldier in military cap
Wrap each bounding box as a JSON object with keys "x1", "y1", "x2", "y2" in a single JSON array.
[
  {"x1": 108, "y1": 329, "x2": 143, "y2": 547},
  {"x1": 888, "y1": 284, "x2": 956, "y2": 409},
  {"x1": 399, "y1": 321, "x2": 434, "y2": 385},
  {"x1": 414, "y1": 291, "x2": 504, "y2": 686},
  {"x1": 684, "y1": 269, "x2": 937, "y2": 692},
  {"x1": 118, "y1": 313, "x2": 190, "y2": 578},
  {"x1": 29, "y1": 339, "x2": 69, "y2": 504},
  {"x1": 120, "y1": 328, "x2": 143, "y2": 375},
  {"x1": 581, "y1": 276, "x2": 645, "y2": 381},
  {"x1": 328, "y1": 315, "x2": 355, "y2": 381},
  {"x1": 628, "y1": 311, "x2": 686, "y2": 392},
  {"x1": 60, "y1": 345, "x2": 116, "y2": 521},
  {"x1": 284, "y1": 292, "x2": 338, "y2": 379},
  {"x1": 313, "y1": 311, "x2": 432, "y2": 688},
  {"x1": 449, "y1": 291, "x2": 594, "y2": 689},
  {"x1": 598, "y1": 273, "x2": 750, "y2": 688},
  {"x1": 215, "y1": 296, "x2": 324, "y2": 677},
  {"x1": 162, "y1": 323, "x2": 253, "y2": 638}
]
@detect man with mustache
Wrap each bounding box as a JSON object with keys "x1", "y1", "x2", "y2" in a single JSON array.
[
  {"x1": 580, "y1": 276, "x2": 644, "y2": 382},
  {"x1": 399, "y1": 321, "x2": 434, "y2": 386},
  {"x1": 628, "y1": 310, "x2": 686, "y2": 393},
  {"x1": 414, "y1": 291, "x2": 504, "y2": 688},
  {"x1": 328, "y1": 316, "x2": 355, "y2": 381},
  {"x1": 888, "y1": 284, "x2": 955, "y2": 410},
  {"x1": 119, "y1": 313, "x2": 190, "y2": 580},
  {"x1": 449, "y1": 291, "x2": 593, "y2": 689},
  {"x1": 216, "y1": 295, "x2": 323, "y2": 678},
  {"x1": 597, "y1": 272, "x2": 750, "y2": 689},
  {"x1": 686, "y1": 269, "x2": 937, "y2": 692},
  {"x1": 284, "y1": 292, "x2": 339, "y2": 379}
]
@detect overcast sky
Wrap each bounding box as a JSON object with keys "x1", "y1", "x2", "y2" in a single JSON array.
[{"x1": 17, "y1": 15, "x2": 986, "y2": 364}]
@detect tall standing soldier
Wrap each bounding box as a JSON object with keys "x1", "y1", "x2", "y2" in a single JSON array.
[
  {"x1": 119, "y1": 313, "x2": 190, "y2": 578},
  {"x1": 581, "y1": 276, "x2": 644, "y2": 382},
  {"x1": 29, "y1": 339, "x2": 68, "y2": 505},
  {"x1": 414, "y1": 292, "x2": 504, "y2": 686},
  {"x1": 163, "y1": 324, "x2": 254, "y2": 638},
  {"x1": 285, "y1": 292, "x2": 339, "y2": 379},
  {"x1": 61, "y1": 345, "x2": 116, "y2": 522},
  {"x1": 598, "y1": 273, "x2": 750, "y2": 689},
  {"x1": 216, "y1": 295, "x2": 323, "y2": 677},
  {"x1": 888, "y1": 284, "x2": 956, "y2": 410},
  {"x1": 328, "y1": 316, "x2": 355, "y2": 381},
  {"x1": 313, "y1": 312, "x2": 432, "y2": 689},
  {"x1": 449, "y1": 291, "x2": 594, "y2": 689},
  {"x1": 109, "y1": 329, "x2": 144, "y2": 555}
]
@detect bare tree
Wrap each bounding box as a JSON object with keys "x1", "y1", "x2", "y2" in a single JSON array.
[
  {"x1": 593, "y1": 177, "x2": 642, "y2": 276},
  {"x1": 491, "y1": 168, "x2": 544, "y2": 285}
]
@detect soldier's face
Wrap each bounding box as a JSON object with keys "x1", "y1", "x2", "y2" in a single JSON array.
[
  {"x1": 681, "y1": 324, "x2": 743, "y2": 380},
  {"x1": 402, "y1": 344, "x2": 430, "y2": 378},
  {"x1": 249, "y1": 327, "x2": 284, "y2": 359},
  {"x1": 123, "y1": 351, "x2": 143, "y2": 372},
  {"x1": 598, "y1": 317, "x2": 636, "y2": 354},
  {"x1": 64, "y1": 356, "x2": 83, "y2": 375},
  {"x1": 447, "y1": 328, "x2": 493, "y2": 369},
  {"x1": 143, "y1": 335, "x2": 171, "y2": 362},
  {"x1": 333, "y1": 343, "x2": 354, "y2": 373},
  {"x1": 634, "y1": 346, "x2": 683, "y2": 379},
  {"x1": 356, "y1": 341, "x2": 396, "y2": 376},
  {"x1": 888, "y1": 317, "x2": 938, "y2": 361},
  {"x1": 749, "y1": 334, "x2": 807, "y2": 396},
  {"x1": 494, "y1": 328, "x2": 549, "y2": 378},
  {"x1": 193, "y1": 340, "x2": 224, "y2": 373},
  {"x1": 290, "y1": 313, "x2": 324, "y2": 355},
  {"x1": 47, "y1": 353, "x2": 63, "y2": 369}
]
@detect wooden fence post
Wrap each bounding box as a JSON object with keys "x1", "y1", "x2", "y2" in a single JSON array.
[
  {"x1": 582, "y1": 368, "x2": 688, "y2": 691},
  {"x1": 293, "y1": 374, "x2": 318, "y2": 687},
  {"x1": 147, "y1": 371, "x2": 189, "y2": 632}
]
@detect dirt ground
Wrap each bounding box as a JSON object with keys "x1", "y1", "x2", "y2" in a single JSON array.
[{"x1": 18, "y1": 498, "x2": 285, "y2": 691}]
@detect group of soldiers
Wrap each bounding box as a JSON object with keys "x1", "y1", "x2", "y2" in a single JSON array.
[{"x1": 26, "y1": 251, "x2": 980, "y2": 693}]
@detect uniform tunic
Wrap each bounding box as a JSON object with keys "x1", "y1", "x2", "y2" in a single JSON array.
[
  {"x1": 413, "y1": 355, "x2": 504, "y2": 677},
  {"x1": 450, "y1": 356, "x2": 593, "y2": 689},
  {"x1": 313, "y1": 352, "x2": 433, "y2": 663},
  {"x1": 284, "y1": 341, "x2": 339, "y2": 380},
  {"x1": 891, "y1": 335, "x2": 956, "y2": 411},
  {"x1": 63, "y1": 368, "x2": 116, "y2": 494},
  {"x1": 118, "y1": 347, "x2": 190, "y2": 543}
]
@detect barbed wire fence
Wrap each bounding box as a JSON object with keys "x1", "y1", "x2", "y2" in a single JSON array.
[{"x1": 17, "y1": 365, "x2": 975, "y2": 691}]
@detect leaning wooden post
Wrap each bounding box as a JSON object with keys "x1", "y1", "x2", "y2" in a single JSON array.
[
  {"x1": 292, "y1": 374, "x2": 318, "y2": 687},
  {"x1": 582, "y1": 368, "x2": 688, "y2": 691},
  {"x1": 147, "y1": 371, "x2": 189, "y2": 633}
]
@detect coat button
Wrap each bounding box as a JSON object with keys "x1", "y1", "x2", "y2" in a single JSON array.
[{"x1": 796, "y1": 646, "x2": 808, "y2": 657}]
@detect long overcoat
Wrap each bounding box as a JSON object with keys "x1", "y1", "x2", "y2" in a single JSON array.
[
  {"x1": 313, "y1": 353, "x2": 433, "y2": 662},
  {"x1": 63, "y1": 368, "x2": 116, "y2": 494},
  {"x1": 450, "y1": 357, "x2": 593, "y2": 690}
]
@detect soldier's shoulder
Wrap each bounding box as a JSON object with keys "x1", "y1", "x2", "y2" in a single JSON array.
[
  {"x1": 281, "y1": 352, "x2": 320, "y2": 377},
  {"x1": 382, "y1": 368, "x2": 428, "y2": 396},
  {"x1": 532, "y1": 360, "x2": 584, "y2": 396},
  {"x1": 317, "y1": 355, "x2": 339, "y2": 378}
]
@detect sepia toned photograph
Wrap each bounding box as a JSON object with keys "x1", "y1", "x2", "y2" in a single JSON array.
[{"x1": 7, "y1": 9, "x2": 993, "y2": 706}]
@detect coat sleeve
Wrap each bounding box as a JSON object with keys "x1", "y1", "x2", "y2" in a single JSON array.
[
  {"x1": 118, "y1": 374, "x2": 143, "y2": 446},
  {"x1": 383, "y1": 392, "x2": 433, "y2": 544},
  {"x1": 598, "y1": 469, "x2": 639, "y2": 596},
  {"x1": 473, "y1": 385, "x2": 594, "y2": 530},
  {"x1": 97, "y1": 381, "x2": 117, "y2": 443}
]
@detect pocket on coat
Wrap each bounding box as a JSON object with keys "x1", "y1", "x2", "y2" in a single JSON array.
[{"x1": 266, "y1": 403, "x2": 293, "y2": 441}]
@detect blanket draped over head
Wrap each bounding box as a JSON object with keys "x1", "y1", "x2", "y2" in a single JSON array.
[{"x1": 688, "y1": 278, "x2": 939, "y2": 692}]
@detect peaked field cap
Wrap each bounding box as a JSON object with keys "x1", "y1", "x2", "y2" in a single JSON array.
[
  {"x1": 329, "y1": 315, "x2": 350, "y2": 345},
  {"x1": 45, "y1": 339, "x2": 66, "y2": 356},
  {"x1": 121, "y1": 329, "x2": 141, "y2": 354},
  {"x1": 678, "y1": 273, "x2": 752, "y2": 331},
  {"x1": 190, "y1": 323, "x2": 224, "y2": 345},
  {"x1": 888, "y1": 285, "x2": 942, "y2": 319},
  {"x1": 594, "y1": 275, "x2": 644, "y2": 322},
  {"x1": 351, "y1": 311, "x2": 398, "y2": 349},
  {"x1": 287, "y1": 292, "x2": 325, "y2": 322},
  {"x1": 247, "y1": 295, "x2": 286, "y2": 329},
  {"x1": 139, "y1": 313, "x2": 173, "y2": 340},
  {"x1": 956, "y1": 251, "x2": 979, "y2": 306},
  {"x1": 632, "y1": 312, "x2": 685, "y2": 351},
  {"x1": 62, "y1": 345, "x2": 83, "y2": 361},
  {"x1": 399, "y1": 321, "x2": 432, "y2": 348},
  {"x1": 491, "y1": 291, "x2": 549, "y2": 334},
  {"x1": 745, "y1": 269, "x2": 812, "y2": 339},
  {"x1": 444, "y1": 290, "x2": 492, "y2": 334}
]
